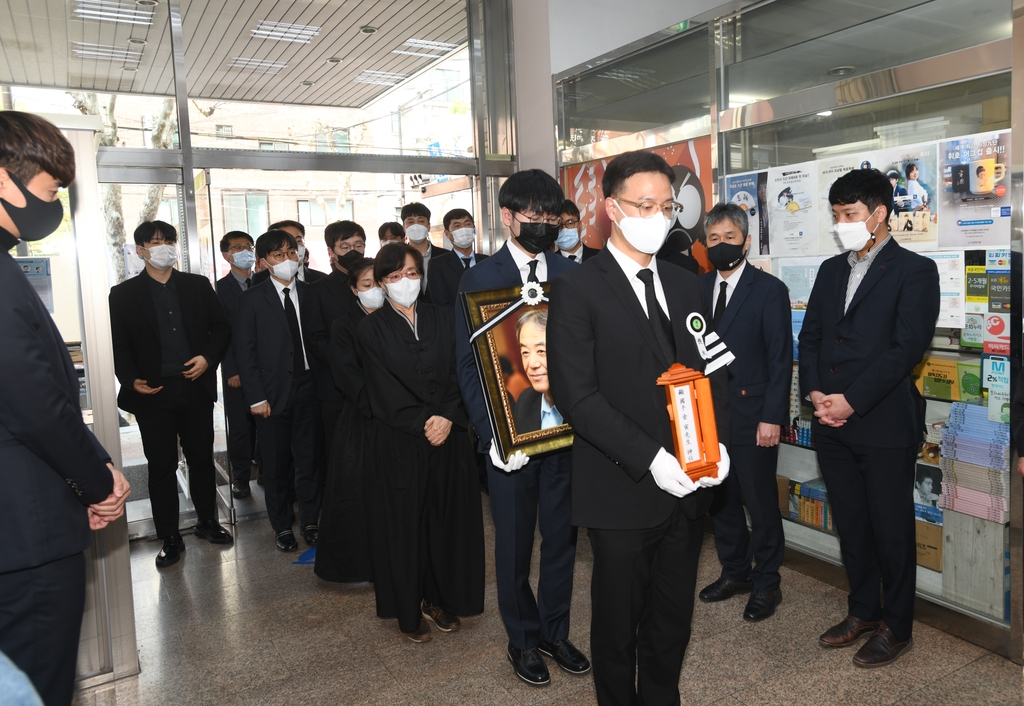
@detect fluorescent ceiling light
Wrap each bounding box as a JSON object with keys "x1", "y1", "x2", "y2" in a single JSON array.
[
  {"x1": 354, "y1": 70, "x2": 407, "y2": 86},
  {"x1": 817, "y1": 110, "x2": 833, "y2": 117},
  {"x1": 252, "y1": 20, "x2": 320, "y2": 44},
  {"x1": 392, "y1": 50, "x2": 440, "y2": 57},
  {"x1": 73, "y1": 42, "x2": 143, "y2": 62},
  {"x1": 228, "y1": 57, "x2": 287, "y2": 74},
  {"x1": 75, "y1": 0, "x2": 154, "y2": 26},
  {"x1": 403, "y1": 38, "x2": 458, "y2": 50}
]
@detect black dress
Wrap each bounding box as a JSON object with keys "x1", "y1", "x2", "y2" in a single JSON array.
[
  {"x1": 314, "y1": 305, "x2": 373, "y2": 583},
  {"x1": 357, "y1": 301, "x2": 485, "y2": 632}
]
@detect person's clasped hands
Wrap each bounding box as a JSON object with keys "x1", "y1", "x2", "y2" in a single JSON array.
[{"x1": 87, "y1": 464, "x2": 131, "y2": 530}]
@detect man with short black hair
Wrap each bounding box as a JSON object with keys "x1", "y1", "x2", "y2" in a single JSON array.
[
  {"x1": 555, "y1": 199, "x2": 599, "y2": 262},
  {"x1": 378, "y1": 221, "x2": 405, "y2": 246},
  {"x1": 428, "y1": 208, "x2": 489, "y2": 307},
  {"x1": 252, "y1": 219, "x2": 326, "y2": 284},
  {"x1": 401, "y1": 203, "x2": 448, "y2": 299}
]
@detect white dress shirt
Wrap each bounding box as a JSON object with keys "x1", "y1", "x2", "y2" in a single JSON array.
[
  {"x1": 711, "y1": 259, "x2": 747, "y2": 318},
  {"x1": 559, "y1": 243, "x2": 583, "y2": 261},
  {"x1": 605, "y1": 240, "x2": 670, "y2": 320},
  {"x1": 250, "y1": 276, "x2": 311, "y2": 410},
  {"x1": 507, "y1": 240, "x2": 548, "y2": 283}
]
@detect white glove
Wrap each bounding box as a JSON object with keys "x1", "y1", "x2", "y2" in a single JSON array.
[
  {"x1": 489, "y1": 442, "x2": 530, "y2": 473},
  {"x1": 649, "y1": 448, "x2": 698, "y2": 498},
  {"x1": 698, "y1": 443, "x2": 731, "y2": 488}
]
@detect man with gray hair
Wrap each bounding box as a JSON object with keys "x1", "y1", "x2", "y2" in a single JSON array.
[
  {"x1": 513, "y1": 308, "x2": 559, "y2": 434},
  {"x1": 698, "y1": 202, "x2": 793, "y2": 622}
]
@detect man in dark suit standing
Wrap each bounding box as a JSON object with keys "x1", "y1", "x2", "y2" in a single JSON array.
[
  {"x1": 799, "y1": 168, "x2": 939, "y2": 667},
  {"x1": 252, "y1": 220, "x2": 326, "y2": 285},
  {"x1": 427, "y1": 208, "x2": 489, "y2": 307},
  {"x1": 698, "y1": 203, "x2": 792, "y2": 622},
  {"x1": 110, "y1": 220, "x2": 234, "y2": 569},
  {"x1": 455, "y1": 170, "x2": 587, "y2": 687},
  {"x1": 0, "y1": 111, "x2": 130, "y2": 706},
  {"x1": 216, "y1": 230, "x2": 257, "y2": 499},
  {"x1": 547, "y1": 151, "x2": 731, "y2": 706},
  {"x1": 554, "y1": 199, "x2": 599, "y2": 262},
  {"x1": 235, "y1": 229, "x2": 321, "y2": 551},
  {"x1": 401, "y1": 202, "x2": 449, "y2": 302}
]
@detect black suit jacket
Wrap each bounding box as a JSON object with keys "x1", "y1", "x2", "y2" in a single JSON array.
[
  {"x1": 109, "y1": 269, "x2": 230, "y2": 414},
  {"x1": 216, "y1": 273, "x2": 247, "y2": 380},
  {"x1": 234, "y1": 277, "x2": 311, "y2": 414},
  {"x1": 513, "y1": 387, "x2": 543, "y2": 434},
  {"x1": 548, "y1": 248, "x2": 729, "y2": 530},
  {"x1": 798, "y1": 238, "x2": 940, "y2": 447},
  {"x1": 701, "y1": 264, "x2": 792, "y2": 445},
  {"x1": 427, "y1": 250, "x2": 490, "y2": 307},
  {"x1": 252, "y1": 265, "x2": 325, "y2": 286},
  {"x1": 303, "y1": 270, "x2": 356, "y2": 400},
  {"x1": 0, "y1": 236, "x2": 113, "y2": 573},
  {"x1": 557, "y1": 245, "x2": 600, "y2": 262}
]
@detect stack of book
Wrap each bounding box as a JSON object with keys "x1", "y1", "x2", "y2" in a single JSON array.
[
  {"x1": 788, "y1": 478, "x2": 833, "y2": 532},
  {"x1": 937, "y1": 403, "x2": 1010, "y2": 523}
]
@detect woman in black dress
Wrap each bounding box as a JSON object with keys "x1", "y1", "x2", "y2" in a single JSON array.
[
  {"x1": 358, "y1": 243, "x2": 485, "y2": 642},
  {"x1": 314, "y1": 258, "x2": 380, "y2": 584}
]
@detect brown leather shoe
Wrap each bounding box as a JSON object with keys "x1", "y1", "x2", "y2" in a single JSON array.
[
  {"x1": 818, "y1": 615, "x2": 880, "y2": 648},
  {"x1": 421, "y1": 602, "x2": 461, "y2": 632},
  {"x1": 852, "y1": 622, "x2": 912, "y2": 668},
  {"x1": 403, "y1": 619, "x2": 432, "y2": 643}
]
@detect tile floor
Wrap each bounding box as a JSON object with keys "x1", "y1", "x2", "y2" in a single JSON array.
[{"x1": 73, "y1": 497, "x2": 1023, "y2": 705}]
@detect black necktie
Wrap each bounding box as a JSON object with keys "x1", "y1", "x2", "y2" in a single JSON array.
[
  {"x1": 636, "y1": 269, "x2": 675, "y2": 363},
  {"x1": 461, "y1": 257, "x2": 471, "y2": 270},
  {"x1": 568, "y1": 254, "x2": 577, "y2": 262},
  {"x1": 526, "y1": 259, "x2": 540, "y2": 283},
  {"x1": 713, "y1": 281, "x2": 728, "y2": 330},
  {"x1": 283, "y1": 287, "x2": 304, "y2": 378},
  {"x1": 244, "y1": 277, "x2": 251, "y2": 289}
]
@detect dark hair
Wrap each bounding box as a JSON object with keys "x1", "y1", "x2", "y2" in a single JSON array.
[
  {"x1": 903, "y1": 163, "x2": 918, "y2": 180},
  {"x1": 0, "y1": 111, "x2": 76, "y2": 186},
  {"x1": 498, "y1": 168, "x2": 564, "y2": 217},
  {"x1": 255, "y1": 229, "x2": 298, "y2": 260},
  {"x1": 324, "y1": 220, "x2": 366, "y2": 249},
  {"x1": 219, "y1": 230, "x2": 253, "y2": 253},
  {"x1": 378, "y1": 222, "x2": 404, "y2": 241},
  {"x1": 704, "y1": 203, "x2": 749, "y2": 237},
  {"x1": 443, "y1": 208, "x2": 473, "y2": 231},
  {"x1": 828, "y1": 168, "x2": 893, "y2": 221},
  {"x1": 269, "y1": 219, "x2": 305, "y2": 236},
  {"x1": 347, "y1": 257, "x2": 376, "y2": 289},
  {"x1": 560, "y1": 199, "x2": 580, "y2": 219},
  {"x1": 400, "y1": 202, "x2": 431, "y2": 223},
  {"x1": 601, "y1": 151, "x2": 675, "y2": 199},
  {"x1": 134, "y1": 220, "x2": 178, "y2": 246},
  {"x1": 373, "y1": 242, "x2": 423, "y2": 283},
  {"x1": 886, "y1": 170, "x2": 900, "y2": 181},
  {"x1": 977, "y1": 165, "x2": 986, "y2": 175}
]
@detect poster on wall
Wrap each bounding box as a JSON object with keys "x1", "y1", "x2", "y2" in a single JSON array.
[
  {"x1": 776, "y1": 256, "x2": 828, "y2": 309},
  {"x1": 724, "y1": 171, "x2": 770, "y2": 255},
  {"x1": 768, "y1": 162, "x2": 818, "y2": 257},
  {"x1": 920, "y1": 251, "x2": 965, "y2": 329},
  {"x1": 15, "y1": 257, "x2": 53, "y2": 313},
  {"x1": 937, "y1": 130, "x2": 1011, "y2": 248},
  {"x1": 817, "y1": 155, "x2": 871, "y2": 256},
  {"x1": 873, "y1": 143, "x2": 938, "y2": 250}
]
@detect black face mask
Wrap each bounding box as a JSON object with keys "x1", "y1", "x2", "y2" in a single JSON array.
[
  {"x1": 336, "y1": 249, "x2": 363, "y2": 271},
  {"x1": 707, "y1": 241, "x2": 747, "y2": 271},
  {"x1": 515, "y1": 221, "x2": 559, "y2": 255},
  {"x1": 0, "y1": 174, "x2": 65, "y2": 242}
]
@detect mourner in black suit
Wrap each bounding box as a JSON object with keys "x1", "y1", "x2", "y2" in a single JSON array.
[
  {"x1": 555, "y1": 199, "x2": 599, "y2": 262},
  {"x1": 0, "y1": 112, "x2": 130, "y2": 706},
  {"x1": 426, "y1": 208, "x2": 490, "y2": 307},
  {"x1": 455, "y1": 170, "x2": 586, "y2": 687},
  {"x1": 234, "y1": 229, "x2": 322, "y2": 551},
  {"x1": 110, "y1": 221, "x2": 234, "y2": 568},
  {"x1": 401, "y1": 202, "x2": 449, "y2": 303},
  {"x1": 251, "y1": 220, "x2": 326, "y2": 285},
  {"x1": 547, "y1": 151, "x2": 731, "y2": 706},
  {"x1": 216, "y1": 230, "x2": 257, "y2": 499},
  {"x1": 698, "y1": 203, "x2": 792, "y2": 622},
  {"x1": 799, "y1": 168, "x2": 939, "y2": 668}
]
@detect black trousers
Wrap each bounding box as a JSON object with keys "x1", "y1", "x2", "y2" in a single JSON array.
[
  {"x1": 134, "y1": 377, "x2": 217, "y2": 539},
  {"x1": 708, "y1": 443, "x2": 785, "y2": 591},
  {"x1": 222, "y1": 377, "x2": 255, "y2": 483},
  {"x1": 0, "y1": 552, "x2": 86, "y2": 706},
  {"x1": 588, "y1": 503, "x2": 704, "y2": 706},
  {"x1": 319, "y1": 397, "x2": 345, "y2": 495},
  {"x1": 488, "y1": 450, "x2": 576, "y2": 650},
  {"x1": 254, "y1": 372, "x2": 321, "y2": 534},
  {"x1": 816, "y1": 436, "x2": 918, "y2": 641}
]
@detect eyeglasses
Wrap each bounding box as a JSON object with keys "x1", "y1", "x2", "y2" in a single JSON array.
[
  {"x1": 383, "y1": 267, "x2": 422, "y2": 284},
  {"x1": 562, "y1": 218, "x2": 580, "y2": 229},
  {"x1": 615, "y1": 198, "x2": 684, "y2": 219},
  {"x1": 228, "y1": 244, "x2": 254, "y2": 253},
  {"x1": 513, "y1": 211, "x2": 562, "y2": 227},
  {"x1": 336, "y1": 240, "x2": 365, "y2": 254}
]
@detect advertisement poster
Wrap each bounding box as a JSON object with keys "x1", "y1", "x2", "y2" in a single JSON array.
[
  {"x1": 920, "y1": 251, "x2": 965, "y2": 329},
  {"x1": 15, "y1": 257, "x2": 53, "y2": 313},
  {"x1": 963, "y1": 250, "x2": 987, "y2": 348},
  {"x1": 817, "y1": 154, "x2": 868, "y2": 256},
  {"x1": 768, "y1": 162, "x2": 818, "y2": 256},
  {"x1": 937, "y1": 130, "x2": 1011, "y2": 248},
  {"x1": 725, "y1": 171, "x2": 770, "y2": 255},
  {"x1": 874, "y1": 143, "x2": 938, "y2": 250},
  {"x1": 777, "y1": 256, "x2": 828, "y2": 309}
]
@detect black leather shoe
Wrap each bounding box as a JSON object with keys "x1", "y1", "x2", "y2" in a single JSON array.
[
  {"x1": 301, "y1": 524, "x2": 318, "y2": 545},
  {"x1": 194, "y1": 520, "x2": 233, "y2": 544},
  {"x1": 743, "y1": 589, "x2": 782, "y2": 622},
  {"x1": 231, "y1": 480, "x2": 251, "y2": 499},
  {"x1": 155, "y1": 534, "x2": 184, "y2": 568},
  {"x1": 275, "y1": 530, "x2": 298, "y2": 552},
  {"x1": 537, "y1": 639, "x2": 591, "y2": 675},
  {"x1": 507, "y1": 644, "x2": 550, "y2": 687},
  {"x1": 852, "y1": 622, "x2": 913, "y2": 668},
  {"x1": 699, "y1": 576, "x2": 753, "y2": 603}
]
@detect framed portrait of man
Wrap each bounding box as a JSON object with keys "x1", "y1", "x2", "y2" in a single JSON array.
[{"x1": 461, "y1": 281, "x2": 574, "y2": 462}]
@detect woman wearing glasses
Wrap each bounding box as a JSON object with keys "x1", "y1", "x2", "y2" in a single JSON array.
[{"x1": 357, "y1": 242, "x2": 485, "y2": 642}]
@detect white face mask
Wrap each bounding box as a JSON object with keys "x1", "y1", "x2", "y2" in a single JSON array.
[
  {"x1": 614, "y1": 201, "x2": 670, "y2": 255},
  {"x1": 268, "y1": 258, "x2": 299, "y2": 281},
  {"x1": 385, "y1": 277, "x2": 420, "y2": 307},
  {"x1": 145, "y1": 243, "x2": 178, "y2": 270},
  {"x1": 556, "y1": 227, "x2": 580, "y2": 251},
  {"x1": 833, "y1": 209, "x2": 883, "y2": 252},
  {"x1": 406, "y1": 224, "x2": 429, "y2": 243},
  {"x1": 295, "y1": 244, "x2": 306, "y2": 261},
  {"x1": 357, "y1": 286, "x2": 385, "y2": 311},
  {"x1": 451, "y1": 227, "x2": 475, "y2": 249}
]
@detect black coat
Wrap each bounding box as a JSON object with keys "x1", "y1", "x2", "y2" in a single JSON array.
[
  {"x1": 427, "y1": 250, "x2": 489, "y2": 308},
  {"x1": 303, "y1": 269, "x2": 356, "y2": 400},
  {"x1": 330, "y1": 306, "x2": 371, "y2": 417},
  {"x1": 109, "y1": 269, "x2": 230, "y2": 414},
  {"x1": 0, "y1": 234, "x2": 113, "y2": 573},
  {"x1": 513, "y1": 387, "x2": 543, "y2": 434},
  {"x1": 798, "y1": 238, "x2": 940, "y2": 447},
  {"x1": 215, "y1": 273, "x2": 247, "y2": 380},
  {"x1": 547, "y1": 247, "x2": 730, "y2": 530}
]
